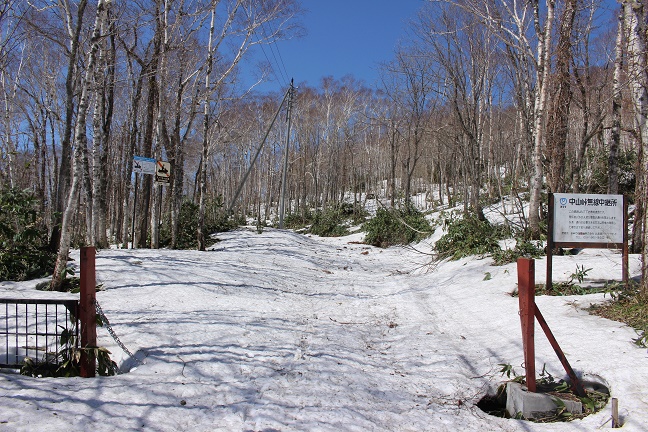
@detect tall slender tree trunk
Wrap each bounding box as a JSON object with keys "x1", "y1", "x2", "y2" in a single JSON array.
[
  {"x1": 121, "y1": 68, "x2": 144, "y2": 248},
  {"x1": 50, "y1": 0, "x2": 89, "y2": 252},
  {"x1": 137, "y1": 25, "x2": 161, "y2": 248},
  {"x1": 137, "y1": 80, "x2": 157, "y2": 248},
  {"x1": 170, "y1": 90, "x2": 185, "y2": 250},
  {"x1": 151, "y1": 0, "x2": 169, "y2": 249},
  {"x1": 198, "y1": 7, "x2": 216, "y2": 251},
  {"x1": 390, "y1": 119, "x2": 397, "y2": 207},
  {"x1": 91, "y1": 13, "x2": 115, "y2": 248},
  {"x1": 546, "y1": 0, "x2": 577, "y2": 194},
  {"x1": 528, "y1": 0, "x2": 555, "y2": 238},
  {"x1": 624, "y1": 0, "x2": 648, "y2": 294},
  {"x1": 51, "y1": 0, "x2": 108, "y2": 290},
  {"x1": 609, "y1": 9, "x2": 624, "y2": 195}
]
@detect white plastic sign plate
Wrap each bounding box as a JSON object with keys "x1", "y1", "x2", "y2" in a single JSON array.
[
  {"x1": 155, "y1": 161, "x2": 171, "y2": 185},
  {"x1": 133, "y1": 156, "x2": 156, "y2": 175},
  {"x1": 553, "y1": 193, "x2": 623, "y2": 244}
]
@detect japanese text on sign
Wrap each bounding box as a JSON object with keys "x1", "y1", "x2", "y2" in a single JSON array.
[{"x1": 553, "y1": 193, "x2": 624, "y2": 244}]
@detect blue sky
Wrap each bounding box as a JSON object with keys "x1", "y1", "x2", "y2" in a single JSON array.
[
  {"x1": 250, "y1": 0, "x2": 619, "y2": 93},
  {"x1": 253, "y1": 0, "x2": 426, "y2": 92}
]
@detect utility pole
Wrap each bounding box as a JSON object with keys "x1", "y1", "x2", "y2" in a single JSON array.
[
  {"x1": 227, "y1": 82, "x2": 292, "y2": 215},
  {"x1": 279, "y1": 79, "x2": 295, "y2": 229}
]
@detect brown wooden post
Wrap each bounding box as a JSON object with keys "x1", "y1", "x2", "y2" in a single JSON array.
[
  {"x1": 546, "y1": 193, "x2": 554, "y2": 292},
  {"x1": 80, "y1": 247, "x2": 97, "y2": 378},
  {"x1": 622, "y1": 195, "x2": 629, "y2": 286},
  {"x1": 517, "y1": 258, "x2": 536, "y2": 392}
]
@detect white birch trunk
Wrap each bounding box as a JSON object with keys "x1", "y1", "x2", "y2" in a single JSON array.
[
  {"x1": 51, "y1": 0, "x2": 108, "y2": 290},
  {"x1": 528, "y1": 0, "x2": 555, "y2": 237},
  {"x1": 625, "y1": 0, "x2": 648, "y2": 295},
  {"x1": 608, "y1": 8, "x2": 624, "y2": 195},
  {"x1": 198, "y1": 6, "x2": 216, "y2": 251}
]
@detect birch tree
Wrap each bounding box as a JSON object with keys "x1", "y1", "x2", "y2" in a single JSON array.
[
  {"x1": 545, "y1": 0, "x2": 578, "y2": 194},
  {"x1": 527, "y1": 0, "x2": 554, "y2": 237},
  {"x1": 51, "y1": 0, "x2": 110, "y2": 291},
  {"x1": 33, "y1": 0, "x2": 89, "y2": 251},
  {"x1": 608, "y1": 7, "x2": 624, "y2": 195},
  {"x1": 198, "y1": 4, "x2": 218, "y2": 251},
  {"x1": 90, "y1": 4, "x2": 116, "y2": 247},
  {"x1": 434, "y1": 0, "x2": 554, "y2": 236},
  {"x1": 196, "y1": 0, "x2": 302, "y2": 249},
  {"x1": 623, "y1": 0, "x2": 648, "y2": 295}
]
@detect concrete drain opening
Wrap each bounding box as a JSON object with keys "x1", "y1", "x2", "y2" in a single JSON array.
[{"x1": 477, "y1": 375, "x2": 611, "y2": 423}]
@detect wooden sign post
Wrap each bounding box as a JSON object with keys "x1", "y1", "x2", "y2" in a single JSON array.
[
  {"x1": 80, "y1": 247, "x2": 97, "y2": 378},
  {"x1": 517, "y1": 257, "x2": 585, "y2": 396},
  {"x1": 517, "y1": 257, "x2": 536, "y2": 392}
]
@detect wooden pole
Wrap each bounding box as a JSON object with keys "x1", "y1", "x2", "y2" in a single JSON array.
[
  {"x1": 80, "y1": 247, "x2": 97, "y2": 378},
  {"x1": 517, "y1": 258, "x2": 536, "y2": 392},
  {"x1": 131, "y1": 173, "x2": 138, "y2": 249},
  {"x1": 612, "y1": 397, "x2": 619, "y2": 427},
  {"x1": 279, "y1": 80, "x2": 294, "y2": 229},
  {"x1": 547, "y1": 193, "x2": 554, "y2": 291},
  {"x1": 228, "y1": 85, "x2": 291, "y2": 215},
  {"x1": 622, "y1": 196, "x2": 628, "y2": 286}
]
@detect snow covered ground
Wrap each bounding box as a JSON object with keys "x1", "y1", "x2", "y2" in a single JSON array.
[{"x1": 0, "y1": 228, "x2": 646, "y2": 431}]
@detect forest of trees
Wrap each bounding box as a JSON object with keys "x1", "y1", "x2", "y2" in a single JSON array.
[{"x1": 1, "y1": 0, "x2": 648, "y2": 293}]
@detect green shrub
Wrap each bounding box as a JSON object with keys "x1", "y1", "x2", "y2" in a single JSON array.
[
  {"x1": 283, "y1": 202, "x2": 367, "y2": 235},
  {"x1": 167, "y1": 201, "x2": 199, "y2": 249},
  {"x1": 434, "y1": 214, "x2": 502, "y2": 260},
  {"x1": 492, "y1": 239, "x2": 545, "y2": 265},
  {"x1": 336, "y1": 202, "x2": 369, "y2": 225},
  {"x1": 282, "y1": 208, "x2": 314, "y2": 230},
  {"x1": 160, "y1": 197, "x2": 239, "y2": 250},
  {"x1": 204, "y1": 196, "x2": 240, "y2": 234},
  {"x1": 309, "y1": 206, "x2": 349, "y2": 237},
  {"x1": 0, "y1": 187, "x2": 55, "y2": 281},
  {"x1": 363, "y1": 205, "x2": 431, "y2": 248}
]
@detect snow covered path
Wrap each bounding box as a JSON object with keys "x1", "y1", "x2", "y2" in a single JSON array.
[{"x1": 1, "y1": 228, "x2": 646, "y2": 431}]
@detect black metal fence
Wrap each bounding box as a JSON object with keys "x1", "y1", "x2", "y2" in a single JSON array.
[{"x1": 0, "y1": 298, "x2": 79, "y2": 369}]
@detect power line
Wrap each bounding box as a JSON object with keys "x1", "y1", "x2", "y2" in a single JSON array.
[
  {"x1": 244, "y1": 4, "x2": 290, "y2": 89},
  {"x1": 256, "y1": 36, "x2": 288, "y2": 88},
  {"x1": 259, "y1": 20, "x2": 290, "y2": 86}
]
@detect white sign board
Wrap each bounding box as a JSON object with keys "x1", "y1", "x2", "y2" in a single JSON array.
[
  {"x1": 553, "y1": 193, "x2": 624, "y2": 244},
  {"x1": 133, "y1": 156, "x2": 156, "y2": 175},
  {"x1": 155, "y1": 161, "x2": 171, "y2": 185}
]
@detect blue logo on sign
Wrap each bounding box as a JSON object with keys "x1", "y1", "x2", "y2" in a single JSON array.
[{"x1": 560, "y1": 198, "x2": 568, "y2": 206}]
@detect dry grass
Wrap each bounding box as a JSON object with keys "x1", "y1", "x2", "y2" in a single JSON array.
[{"x1": 589, "y1": 285, "x2": 648, "y2": 347}]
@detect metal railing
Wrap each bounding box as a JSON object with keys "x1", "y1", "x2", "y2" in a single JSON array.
[{"x1": 0, "y1": 298, "x2": 79, "y2": 369}]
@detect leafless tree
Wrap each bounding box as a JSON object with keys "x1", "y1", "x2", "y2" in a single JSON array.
[
  {"x1": 545, "y1": 0, "x2": 578, "y2": 194},
  {"x1": 622, "y1": 0, "x2": 648, "y2": 294},
  {"x1": 51, "y1": 0, "x2": 111, "y2": 291}
]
